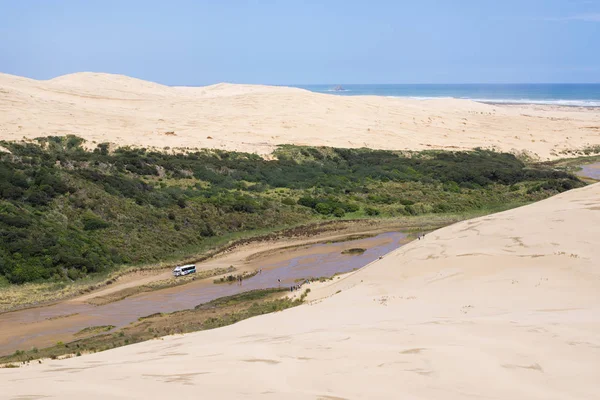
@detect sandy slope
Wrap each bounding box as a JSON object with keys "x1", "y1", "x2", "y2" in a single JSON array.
[
  {"x1": 1, "y1": 72, "x2": 599, "y2": 159},
  {"x1": 2, "y1": 183, "x2": 598, "y2": 399}
]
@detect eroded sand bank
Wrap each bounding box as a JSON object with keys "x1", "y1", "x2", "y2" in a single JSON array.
[
  {"x1": 1, "y1": 183, "x2": 598, "y2": 399},
  {"x1": 1, "y1": 72, "x2": 599, "y2": 159}
]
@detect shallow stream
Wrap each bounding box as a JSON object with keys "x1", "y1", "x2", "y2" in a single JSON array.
[{"x1": 0, "y1": 231, "x2": 407, "y2": 355}]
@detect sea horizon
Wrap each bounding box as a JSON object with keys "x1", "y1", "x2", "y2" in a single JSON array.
[{"x1": 288, "y1": 83, "x2": 600, "y2": 107}]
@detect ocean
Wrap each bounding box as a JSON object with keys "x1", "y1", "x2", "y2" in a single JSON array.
[{"x1": 292, "y1": 84, "x2": 600, "y2": 107}]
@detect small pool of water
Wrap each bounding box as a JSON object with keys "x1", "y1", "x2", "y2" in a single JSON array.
[{"x1": 577, "y1": 162, "x2": 600, "y2": 180}]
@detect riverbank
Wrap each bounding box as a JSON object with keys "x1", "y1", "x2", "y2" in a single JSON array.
[
  {"x1": 0, "y1": 212, "x2": 496, "y2": 314},
  {"x1": 0, "y1": 287, "x2": 306, "y2": 365},
  {"x1": 0, "y1": 227, "x2": 414, "y2": 356}
]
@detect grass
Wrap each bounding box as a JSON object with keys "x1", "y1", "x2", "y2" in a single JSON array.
[
  {"x1": 557, "y1": 145, "x2": 600, "y2": 158},
  {"x1": 341, "y1": 248, "x2": 366, "y2": 255},
  {"x1": 75, "y1": 325, "x2": 116, "y2": 336},
  {"x1": 213, "y1": 269, "x2": 259, "y2": 284},
  {"x1": 294, "y1": 269, "x2": 358, "y2": 284}
]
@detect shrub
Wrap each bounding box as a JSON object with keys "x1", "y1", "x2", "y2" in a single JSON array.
[
  {"x1": 315, "y1": 202, "x2": 333, "y2": 215},
  {"x1": 297, "y1": 196, "x2": 318, "y2": 208},
  {"x1": 432, "y1": 202, "x2": 452, "y2": 213},
  {"x1": 443, "y1": 181, "x2": 461, "y2": 193},
  {"x1": 333, "y1": 207, "x2": 346, "y2": 218},
  {"x1": 364, "y1": 207, "x2": 380, "y2": 216},
  {"x1": 404, "y1": 205, "x2": 418, "y2": 215},
  {"x1": 343, "y1": 202, "x2": 360, "y2": 212},
  {"x1": 82, "y1": 213, "x2": 110, "y2": 231},
  {"x1": 0, "y1": 138, "x2": 584, "y2": 285}
]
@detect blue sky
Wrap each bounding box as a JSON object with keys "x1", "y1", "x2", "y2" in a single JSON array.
[{"x1": 1, "y1": 0, "x2": 598, "y2": 84}]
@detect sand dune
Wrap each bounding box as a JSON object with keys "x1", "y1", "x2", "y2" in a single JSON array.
[
  {"x1": 1, "y1": 72, "x2": 599, "y2": 159},
  {"x1": 2, "y1": 183, "x2": 598, "y2": 399}
]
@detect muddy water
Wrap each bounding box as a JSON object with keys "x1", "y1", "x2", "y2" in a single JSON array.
[
  {"x1": 0, "y1": 231, "x2": 407, "y2": 355},
  {"x1": 577, "y1": 162, "x2": 600, "y2": 180}
]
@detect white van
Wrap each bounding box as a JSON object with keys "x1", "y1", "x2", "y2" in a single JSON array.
[{"x1": 172, "y1": 264, "x2": 196, "y2": 277}]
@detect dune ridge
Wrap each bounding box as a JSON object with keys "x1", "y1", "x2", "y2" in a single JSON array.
[
  {"x1": 1, "y1": 183, "x2": 599, "y2": 399},
  {"x1": 1, "y1": 72, "x2": 599, "y2": 159}
]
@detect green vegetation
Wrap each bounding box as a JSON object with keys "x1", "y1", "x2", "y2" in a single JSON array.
[
  {"x1": 539, "y1": 155, "x2": 600, "y2": 182},
  {"x1": 75, "y1": 325, "x2": 115, "y2": 336},
  {"x1": 294, "y1": 269, "x2": 358, "y2": 283},
  {"x1": 299, "y1": 288, "x2": 311, "y2": 301},
  {"x1": 558, "y1": 145, "x2": 600, "y2": 157},
  {"x1": 341, "y1": 248, "x2": 366, "y2": 255},
  {"x1": 213, "y1": 269, "x2": 259, "y2": 284},
  {"x1": 200, "y1": 291, "x2": 302, "y2": 329},
  {"x1": 0, "y1": 136, "x2": 584, "y2": 284}
]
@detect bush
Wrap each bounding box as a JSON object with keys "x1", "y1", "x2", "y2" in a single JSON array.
[
  {"x1": 297, "y1": 196, "x2": 318, "y2": 208},
  {"x1": 333, "y1": 207, "x2": 346, "y2": 218},
  {"x1": 0, "y1": 137, "x2": 584, "y2": 285},
  {"x1": 315, "y1": 203, "x2": 333, "y2": 215},
  {"x1": 443, "y1": 181, "x2": 461, "y2": 193},
  {"x1": 364, "y1": 207, "x2": 380, "y2": 216},
  {"x1": 343, "y1": 202, "x2": 360, "y2": 212},
  {"x1": 404, "y1": 205, "x2": 418, "y2": 215},
  {"x1": 432, "y1": 202, "x2": 452, "y2": 213},
  {"x1": 82, "y1": 213, "x2": 110, "y2": 231}
]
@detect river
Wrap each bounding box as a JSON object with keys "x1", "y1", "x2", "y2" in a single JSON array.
[{"x1": 0, "y1": 231, "x2": 407, "y2": 355}]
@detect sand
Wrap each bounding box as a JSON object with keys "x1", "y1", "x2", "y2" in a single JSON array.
[
  {"x1": 2, "y1": 71, "x2": 599, "y2": 398},
  {"x1": 1, "y1": 72, "x2": 600, "y2": 159},
  {"x1": 1, "y1": 183, "x2": 598, "y2": 399}
]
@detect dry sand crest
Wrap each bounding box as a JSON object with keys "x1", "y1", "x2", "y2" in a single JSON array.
[{"x1": 1, "y1": 72, "x2": 599, "y2": 159}]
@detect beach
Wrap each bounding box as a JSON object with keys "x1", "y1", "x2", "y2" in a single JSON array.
[
  {"x1": 1, "y1": 183, "x2": 598, "y2": 399},
  {"x1": 1, "y1": 72, "x2": 599, "y2": 160}
]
